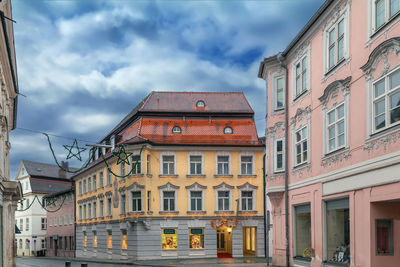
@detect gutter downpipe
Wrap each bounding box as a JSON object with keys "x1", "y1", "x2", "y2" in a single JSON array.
[
  {"x1": 277, "y1": 52, "x2": 289, "y2": 267},
  {"x1": 263, "y1": 153, "x2": 269, "y2": 265}
]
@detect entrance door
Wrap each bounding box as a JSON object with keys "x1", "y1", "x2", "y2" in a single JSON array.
[
  {"x1": 243, "y1": 227, "x2": 256, "y2": 256},
  {"x1": 217, "y1": 227, "x2": 232, "y2": 257},
  {"x1": 217, "y1": 229, "x2": 226, "y2": 253}
]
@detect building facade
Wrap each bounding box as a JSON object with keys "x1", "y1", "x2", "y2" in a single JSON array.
[
  {"x1": 0, "y1": 0, "x2": 22, "y2": 266},
  {"x1": 74, "y1": 92, "x2": 265, "y2": 261},
  {"x1": 44, "y1": 188, "x2": 75, "y2": 258},
  {"x1": 258, "y1": 0, "x2": 400, "y2": 267},
  {"x1": 15, "y1": 161, "x2": 72, "y2": 257}
]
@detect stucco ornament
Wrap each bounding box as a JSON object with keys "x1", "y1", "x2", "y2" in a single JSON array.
[
  {"x1": 318, "y1": 76, "x2": 351, "y2": 110},
  {"x1": 290, "y1": 106, "x2": 311, "y2": 128},
  {"x1": 142, "y1": 218, "x2": 152, "y2": 230},
  {"x1": 363, "y1": 131, "x2": 400, "y2": 153},
  {"x1": 321, "y1": 149, "x2": 352, "y2": 166}
]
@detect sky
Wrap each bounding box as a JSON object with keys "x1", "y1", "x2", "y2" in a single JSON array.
[{"x1": 9, "y1": 0, "x2": 325, "y2": 179}]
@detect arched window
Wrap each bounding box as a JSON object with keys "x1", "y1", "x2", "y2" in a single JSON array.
[
  {"x1": 224, "y1": 126, "x2": 233, "y2": 134},
  {"x1": 196, "y1": 100, "x2": 205, "y2": 107},
  {"x1": 172, "y1": 126, "x2": 182, "y2": 134}
]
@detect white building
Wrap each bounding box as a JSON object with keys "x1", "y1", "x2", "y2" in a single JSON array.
[{"x1": 15, "y1": 160, "x2": 72, "y2": 257}]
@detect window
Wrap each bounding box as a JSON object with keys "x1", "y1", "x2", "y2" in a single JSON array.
[
  {"x1": 373, "y1": 68, "x2": 400, "y2": 132},
  {"x1": 121, "y1": 194, "x2": 126, "y2": 215},
  {"x1": 374, "y1": 0, "x2": 400, "y2": 31},
  {"x1": 25, "y1": 239, "x2": 29, "y2": 249},
  {"x1": 106, "y1": 169, "x2": 112, "y2": 185},
  {"x1": 163, "y1": 191, "x2": 175, "y2": 211},
  {"x1": 70, "y1": 214, "x2": 73, "y2": 225},
  {"x1": 20, "y1": 200, "x2": 23, "y2": 210},
  {"x1": 120, "y1": 162, "x2": 125, "y2": 176},
  {"x1": 376, "y1": 219, "x2": 393, "y2": 255},
  {"x1": 60, "y1": 215, "x2": 64, "y2": 225},
  {"x1": 79, "y1": 205, "x2": 82, "y2": 221},
  {"x1": 217, "y1": 191, "x2": 230, "y2": 211},
  {"x1": 162, "y1": 155, "x2": 175, "y2": 175},
  {"x1": 79, "y1": 181, "x2": 82, "y2": 195},
  {"x1": 49, "y1": 217, "x2": 53, "y2": 227},
  {"x1": 41, "y1": 218, "x2": 46, "y2": 230},
  {"x1": 326, "y1": 103, "x2": 345, "y2": 152},
  {"x1": 189, "y1": 155, "x2": 202, "y2": 175},
  {"x1": 88, "y1": 177, "x2": 91, "y2": 192},
  {"x1": 26, "y1": 218, "x2": 29, "y2": 231},
  {"x1": 83, "y1": 178, "x2": 86, "y2": 193},
  {"x1": 273, "y1": 77, "x2": 284, "y2": 109},
  {"x1": 196, "y1": 100, "x2": 205, "y2": 107},
  {"x1": 172, "y1": 126, "x2": 182, "y2": 134},
  {"x1": 83, "y1": 231, "x2": 87, "y2": 248},
  {"x1": 189, "y1": 228, "x2": 204, "y2": 249},
  {"x1": 41, "y1": 239, "x2": 46, "y2": 249},
  {"x1": 325, "y1": 198, "x2": 350, "y2": 263},
  {"x1": 121, "y1": 230, "x2": 128, "y2": 250},
  {"x1": 161, "y1": 228, "x2": 177, "y2": 250},
  {"x1": 327, "y1": 19, "x2": 345, "y2": 70},
  {"x1": 107, "y1": 230, "x2": 112, "y2": 249},
  {"x1": 88, "y1": 204, "x2": 91, "y2": 219},
  {"x1": 107, "y1": 198, "x2": 112, "y2": 216},
  {"x1": 224, "y1": 126, "x2": 233, "y2": 134},
  {"x1": 295, "y1": 56, "x2": 308, "y2": 96},
  {"x1": 93, "y1": 201, "x2": 96, "y2": 218},
  {"x1": 19, "y1": 239, "x2": 22, "y2": 249},
  {"x1": 147, "y1": 155, "x2": 151, "y2": 175},
  {"x1": 65, "y1": 215, "x2": 68, "y2": 225},
  {"x1": 294, "y1": 126, "x2": 308, "y2": 166},
  {"x1": 99, "y1": 171, "x2": 103, "y2": 187},
  {"x1": 26, "y1": 199, "x2": 29, "y2": 208},
  {"x1": 131, "y1": 191, "x2": 142, "y2": 212},
  {"x1": 19, "y1": 219, "x2": 23, "y2": 231},
  {"x1": 100, "y1": 200, "x2": 104, "y2": 217},
  {"x1": 217, "y1": 155, "x2": 230, "y2": 175},
  {"x1": 147, "y1": 191, "x2": 151, "y2": 211},
  {"x1": 55, "y1": 215, "x2": 58, "y2": 226},
  {"x1": 93, "y1": 175, "x2": 97, "y2": 190},
  {"x1": 274, "y1": 139, "x2": 285, "y2": 172},
  {"x1": 190, "y1": 191, "x2": 202, "y2": 211},
  {"x1": 294, "y1": 204, "x2": 311, "y2": 258},
  {"x1": 131, "y1": 155, "x2": 141, "y2": 174},
  {"x1": 240, "y1": 155, "x2": 253, "y2": 175},
  {"x1": 93, "y1": 231, "x2": 97, "y2": 248},
  {"x1": 241, "y1": 191, "x2": 253, "y2": 211}
]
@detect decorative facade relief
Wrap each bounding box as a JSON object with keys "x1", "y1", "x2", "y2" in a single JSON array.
[
  {"x1": 319, "y1": 76, "x2": 351, "y2": 110},
  {"x1": 290, "y1": 106, "x2": 311, "y2": 128},
  {"x1": 363, "y1": 130, "x2": 400, "y2": 153},
  {"x1": 321, "y1": 149, "x2": 352, "y2": 166}
]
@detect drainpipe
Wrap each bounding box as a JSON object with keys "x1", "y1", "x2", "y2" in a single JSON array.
[
  {"x1": 277, "y1": 52, "x2": 290, "y2": 267},
  {"x1": 263, "y1": 153, "x2": 269, "y2": 265}
]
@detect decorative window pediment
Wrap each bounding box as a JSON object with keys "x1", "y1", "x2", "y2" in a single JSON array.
[
  {"x1": 319, "y1": 76, "x2": 351, "y2": 109},
  {"x1": 185, "y1": 182, "x2": 207, "y2": 190},
  {"x1": 158, "y1": 182, "x2": 180, "y2": 190},
  {"x1": 290, "y1": 106, "x2": 311, "y2": 128},
  {"x1": 127, "y1": 182, "x2": 145, "y2": 191},
  {"x1": 237, "y1": 182, "x2": 258, "y2": 190},
  {"x1": 213, "y1": 182, "x2": 234, "y2": 190}
]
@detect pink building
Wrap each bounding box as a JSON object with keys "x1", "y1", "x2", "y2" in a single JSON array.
[
  {"x1": 44, "y1": 188, "x2": 75, "y2": 258},
  {"x1": 258, "y1": 0, "x2": 400, "y2": 266}
]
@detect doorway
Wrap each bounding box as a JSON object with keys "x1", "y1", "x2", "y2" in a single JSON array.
[
  {"x1": 217, "y1": 227, "x2": 232, "y2": 258},
  {"x1": 243, "y1": 227, "x2": 257, "y2": 256}
]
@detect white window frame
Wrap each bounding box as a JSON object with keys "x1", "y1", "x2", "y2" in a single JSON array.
[
  {"x1": 370, "y1": 66, "x2": 400, "y2": 133},
  {"x1": 26, "y1": 218, "x2": 29, "y2": 231},
  {"x1": 107, "y1": 197, "x2": 112, "y2": 216},
  {"x1": 369, "y1": 0, "x2": 400, "y2": 35},
  {"x1": 159, "y1": 183, "x2": 179, "y2": 212},
  {"x1": 214, "y1": 183, "x2": 233, "y2": 212},
  {"x1": 293, "y1": 126, "x2": 309, "y2": 167},
  {"x1": 293, "y1": 55, "x2": 309, "y2": 98},
  {"x1": 323, "y1": 6, "x2": 349, "y2": 74},
  {"x1": 272, "y1": 74, "x2": 285, "y2": 111},
  {"x1": 239, "y1": 152, "x2": 255, "y2": 175},
  {"x1": 238, "y1": 184, "x2": 257, "y2": 211},
  {"x1": 160, "y1": 151, "x2": 176, "y2": 175},
  {"x1": 93, "y1": 200, "x2": 97, "y2": 218},
  {"x1": 128, "y1": 183, "x2": 144, "y2": 212},
  {"x1": 131, "y1": 152, "x2": 142, "y2": 175},
  {"x1": 70, "y1": 213, "x2": 73, "y2": 225},
  {"x1": 99, "y1": 200, "x2": 104, "y2": 217},
  {"x1": 325, "y1": 102, "x2": 347, "y2": 153},
  {"x1": 215, "y1": 152, "x2": 232, "y2": 175},
  {"x1": 274, "y1": 138, "x2": 285, "y2": 172},
  {"x1": 187, "y1": 152, "x2": 204, "y2": 175},
  {"x1": 186, "y1": 183, "x2": 206, "y2": 212}
]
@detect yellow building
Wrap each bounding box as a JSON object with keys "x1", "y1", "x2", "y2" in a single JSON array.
[{"x1": 73, "y1": 92, "x2": 265, "y2": 260}]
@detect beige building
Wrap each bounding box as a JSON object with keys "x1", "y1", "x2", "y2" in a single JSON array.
[{"x1": 0, "y1": 0, "x2": 23, "y2": 266}]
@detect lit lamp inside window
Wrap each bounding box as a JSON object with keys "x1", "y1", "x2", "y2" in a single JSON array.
[
  {"x1": 227, "y1": 227, "x2": 232, "y2": 233},
  {"x1": 121, "y1": 230, "x2": 128, "y2": 250},
  {"x1": 93, "y1": 231, "x2": 97, "y2": 248},
  {"x1": 83, "y1": 232, "x2": 87, "y2": 248},
  {"x1": 107, "y1": 231, "x2": 112, "y2": 249}
]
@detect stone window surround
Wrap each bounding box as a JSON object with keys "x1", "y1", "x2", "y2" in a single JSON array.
[
  {"x1": 215, "y1": 151, "x2": 232, "y2": 176},
  {"x1": 187, "y1": 151, "x2": 205, "y2": 176},
  {"x1": 185, "y1": 182, "x2": 207, "y2": 212},
  {"x1": 158, "y1": 182, "x2": 179, "y2": 212},
  {"x1": 239, "y1": 152, "x2": 256, "y2": 176},
  {"x1": 237, "y1": 182, "x2": 258, "y2": 211},
  {"x1": 160, "y1": 151, "x2": 177, "y2": 175},
  {"x1": 127, "y1": 182, "x2": 145, "y2": 213},
  {"x1": 213, "y1": 182, "x2": 234, "y2": 212},
  {"x1": 291, "y1": 46, "x2": 311, "y2": 101}
]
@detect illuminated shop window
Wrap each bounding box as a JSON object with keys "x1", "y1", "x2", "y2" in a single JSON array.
[
  {"x1": 121, "y1": 230, "x2": 128, "y2": 250},
  {"x1": 93, "y1": 231, "x2": 97, "y2": 248},
  {"x1": 107, "y1": 230, "x2": 112, "y2": 249},
  {"x1": 189, "y1": 228, "x2": 204, "y2": 249},
  {"x1": 161, "y1": 228, "x2": 177, "y2": 250},
  {"x1": 83, "y1": 231, "x2": 87, "y2": 248},
  {"x1": 294, "y1": 204, "x2": 311, "y2": 259}
]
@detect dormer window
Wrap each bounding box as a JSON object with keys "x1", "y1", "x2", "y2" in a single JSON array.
[
  {"x1": 196, "y1": 100, "x2": 205, "y2": 107},
  {"x1": 224, "y1": 126, "x2": 233, "y2": 134},
  {"x1": 172, "y1": 126, "x2": 182, "y2": 134}
]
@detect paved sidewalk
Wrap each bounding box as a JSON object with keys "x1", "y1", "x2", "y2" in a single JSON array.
[{"x1": 17, "y1": 256, "x2": 276, "y2": 267}]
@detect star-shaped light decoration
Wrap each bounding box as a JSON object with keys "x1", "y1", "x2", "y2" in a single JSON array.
[
  {"x1": 63, "y1": 139, "x2": 87, "y2": 161},
  {"x1": 112, "y1": 144, "x2": 132, "y2": 165}
]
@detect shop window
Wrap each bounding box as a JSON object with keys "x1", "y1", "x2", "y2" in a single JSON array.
[
  {"x1": 121, "y1": 230, "x2": 128, "y2": 250},
  {"x1": 376, "y1": 219, "x2": 394, "y2": 255},
  {"x1": 243, "y1": 227, "x2": 257, "y2": 256},
  {"x1": 294, "y1": 204, "x2": 311, "y2": 259},
  {"x1": 93, "y1": 231, "x2": 97, "y2": 248},
  {"x1": 189, "y1": 228, "x2": 204, "y2": 249},
  {"x1": 161, "y1": 228, "x2": 177, "y2": 250},
  {"x1": 325, "y1": 198, "x2": 350, "y2": 264},
  {"x1": 107, "y1": 230, "x2": 112, "y2": 249},
  {"x1": 83, "y1": 231, "x2": 87, "y2": 248}
]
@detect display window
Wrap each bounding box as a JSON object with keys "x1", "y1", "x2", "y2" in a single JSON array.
[
  {"x1": 107, "y1": 230, "x2": 112, "y2": 249},
  {"x1": 376, "y1": 219, "x2": 393, "y2": 255},
  {"x1": 83, "y1": 231, "x2": 87, "y2": 248},
  {"x1": 121, "y1": 230, "x2": 128, "y2": 250},
  {"x1": 162, "y1": 228, "x2": 177, "y2": 250},
  {"x1": 325, "y1": 198, "x2": 350, "y2": 264},
  {"x1": 294, "y1": 204, "x2": 311, "y2": 259},
  {"x1": 189, "y1": 228, "x2": 204, "y2": 249}
]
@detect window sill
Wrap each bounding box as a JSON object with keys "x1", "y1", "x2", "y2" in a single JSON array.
[
  {"x1": 159, "y1": 211, "x2": 179, "y2": 215},
  {"x1": 128, "y1": 211, "x2": 145, "y2": 215},
  {"x1": 214, "y1": 211, "x2": 234, "y2": 215},
  {"x1": 238, "y1": 175, "x2": 257, "y2": 178},
  {"x1": 368, "y1": 122, "x2": 400, "y2": 141},
  {"x1": 214, "y1": 174, "x2": 233, "y2": 178},
  {"x1": 292, "y1": 89, "x2": 309, "y2": 103},
  {"x1": 324, "y1": 58, "x2": 346, "y2": 77},
  {"x1": 129, "y1": 174, "x2": 144, "y2": 178},
  {"x1": 146, "y1": 174, "x2": 153, "y2": 178},
  {"x1": 324, "y1": 146, "x2": 347, "y2": 157},
  {"x1": 370, "y1": 12, "x2": 400, "y2": 40},
  {"x1": 159, "y1": 174, "x2": 178, "y2": 178},
  {"x1": 238, "y1": 210, "x2": 257, "y2": 214},
  {"x1": 187, "y1": 211, "x2": 206, "y2": 215},
  {"x1": 273, "y1": 170, "x2": 285, "y2": 174},
  {"x1": 187, "y1": 174, "x2": 206, "y2": 178},
  {"x1": 147, "y1": 211, "x2": 153, "y2": 215}
]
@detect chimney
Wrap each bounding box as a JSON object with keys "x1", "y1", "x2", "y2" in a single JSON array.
[{"x1": 59, "y1": 161, "x2": 68, "y2": 179}]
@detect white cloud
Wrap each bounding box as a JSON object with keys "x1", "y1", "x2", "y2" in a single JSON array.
[{"x1": 61, "y1": 110, "x2": 121, "y2": 134}]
